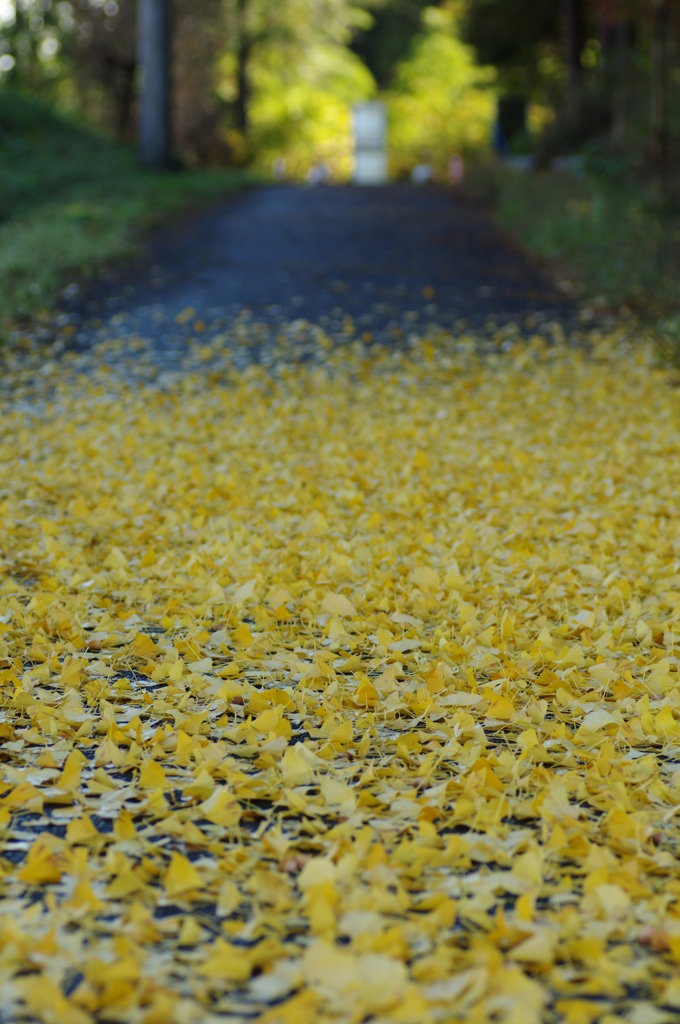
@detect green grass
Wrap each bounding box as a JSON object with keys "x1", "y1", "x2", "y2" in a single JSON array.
[
  {"x1": 469, "y1": 162, "x2": 680, "y2": 318},
  {"x1": 0, "y1": 90, "x2": 257, "y2": 325}
]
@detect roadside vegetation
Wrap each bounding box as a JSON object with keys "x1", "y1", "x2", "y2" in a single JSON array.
[
  {"x1": 470, "y1": 161, "x2": 680, "y2": 319},
  {"x1": 3, "y1": 0, "x2": 680, "y2": 334},
  {"x1": 0, "y1": 91, "x2": 255, "y2": 325}
]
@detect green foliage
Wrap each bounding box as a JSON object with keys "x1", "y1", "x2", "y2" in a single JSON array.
[
  {"x1": 387, "y1": 3, "x2": 496, "y2": 176},
  {"x1": 0, "y1": 90, "x2": 254, "y2": 324},
  {"x1": 0, "y1": 0, "x2": 493, "y2": 183},
  {"x1": 471, "y1": 162, "x2": 680, "y2": 316},
  {"x1": 216, "y1": 0, "x2": 376, "y2": 178},
  {"x1": 249, "y1": 41, "x2": 374, "y2": 178},
  {"x1": 351, "y1": 0, "x2": 433, "y2": 87},
  {"x1": 0, "y1": 91, "x2": 131, "y2": 221},
  {"x1": 654, "y1": 315, "x2": 680, "y2": 370},
  {"x1": 0, "y1": 0, "x2": 71, "y2": 89},
  {"x1": 461, "y1": 0, "x2": 562, "y2": 95}
]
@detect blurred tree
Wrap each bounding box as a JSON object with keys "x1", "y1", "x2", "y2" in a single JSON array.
[
  {"x1": 463, "y1": 0, "x2": 679, "y2": 164},
  {"x1": 172, "y1": 0, "x2": 228, "y2": 163},
  {"x1": 650, "y1": 0, "x2": 670, "y2": 161},
  {"x1": 387, "y1": 2, "x2": 495, "y2": 174},
  {"x1": 351, "y1": 0, "x2": 435, "y2": 87},
  {"x1": 247, "y1": 27, "x2": 373, "y2": 178},
  {"x1": 461, "y1": 0, "x2": 563, "y2": 96},
  {"x1": 221, "y1": 0, "x2": 371, "y2": 138},
  {"x1": 590, "y1": 0, "x2": 637, "y2": 148},
  {"x1": 0, "y1": 0, "x2": 368, "y2": 167},
  {"x1": 216, "y1": 0, "x2": 374, "y2": 176},
  {"x1": 0, "y1": 0, "x2": 72, "y2": 93},
  {"x1": 68, "y1": 0, "x2": 225, "y2": 163},
  {"x1": 591, "y1": 0, "x2": 673, "y2": 163},
  {"x1": 79, "y1": 1, "x2": 138, "y2": 143},
  {"x1": 563, "y1": 0, "x2": 588, "y2": 121},
  {"x1": 235, "y1": 0, "x2": 249, "y2": 130}
]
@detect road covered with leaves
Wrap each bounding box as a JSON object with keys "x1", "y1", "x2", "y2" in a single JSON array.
[{"x1": 1, "y1": 326, "x2": 680, "y2": 1024}]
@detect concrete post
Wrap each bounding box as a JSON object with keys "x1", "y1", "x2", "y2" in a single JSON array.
[
  {"x1": 138, "y1": 0, "x2": 171, "y2": 170},
  {"x1": 352, "y1": 102, "x2": 387, "y2": 186}
]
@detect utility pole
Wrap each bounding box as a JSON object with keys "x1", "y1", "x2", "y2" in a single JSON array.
[{"x1": 138, "y1": 0, "x2": 171, "y2": 170}]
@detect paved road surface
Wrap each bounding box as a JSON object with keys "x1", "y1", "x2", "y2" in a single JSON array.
[{"x1": 61, "y1": 184, "x2": 570, "y2": 349}]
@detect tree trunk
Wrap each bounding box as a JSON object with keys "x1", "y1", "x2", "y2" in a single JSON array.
[
  {"x1": 138, "y1": 0, "x2": 171, "y2": 169},
  {"x1": 563, "y1": 0, "x2": 587, "y2": 129},
  {"x1": 611, "y1": 19, "x2": 627, "y2": 147},
  {"x1": 235, "y1": 0, "x2": 250, "y2": 133},
  {"x1": 651, "y1": 0, "x2": 670, "y2": 163},
  {"x1": 563, "y1": 0, "x2": 580, "y2": 124}
]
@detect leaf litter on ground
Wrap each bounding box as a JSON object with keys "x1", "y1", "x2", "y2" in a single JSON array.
[{"x1": 0, "y1": 324, "x2": 679, "y2": 1024}]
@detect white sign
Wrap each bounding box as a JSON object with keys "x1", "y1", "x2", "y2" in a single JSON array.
[{"x1": 352, "y1": 102, "x2": 388, "y2": 186}]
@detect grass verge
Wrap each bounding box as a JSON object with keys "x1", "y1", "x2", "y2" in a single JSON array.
[
  {"x1": 0, "y1": 90, "x2": 258, "y2": 326},
  {"x1": 469, "y1": 161, "x2": 680, "y2": 319}
]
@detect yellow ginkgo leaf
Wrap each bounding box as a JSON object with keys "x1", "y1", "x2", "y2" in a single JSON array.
[
  {"x1": 320, "y1": 592, "x2": 355, "y2": 617},
  {"x1": 138, "y1": 760, "x2": 168, "y2": 789},
  {"x1": 58, "y1": 750, "x2": 84, "y2": 791},
  {"x1": 197, "y1": 938, "x2": 253, "y2": 980},
  {"x1": 164, "y1": 852, "x2": 202, "y2": 898},
  {"x1": 17, "y1": 840, "x2": 62, "y2": 885},
  {"x1": 132, "y1": 632, "x2": 157, "y2": 658},
  {"x1": 66, "y1": 815, "x2": 99, "y2": 846},
  {"x1": 232, "y1": 623, "x2": 254, "y2": 647},
  {"x1": 280, "y1": 746, "x2": 314, "y2": 786}
]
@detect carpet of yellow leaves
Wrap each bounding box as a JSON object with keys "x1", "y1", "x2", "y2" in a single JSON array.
[{"x1": 1, "y1": 331, "x2": 680, "y2": 1024}]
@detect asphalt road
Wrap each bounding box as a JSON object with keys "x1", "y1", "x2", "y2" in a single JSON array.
[{"x1": 62, "y1": 183, "x2": 571, "y2": 347}]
